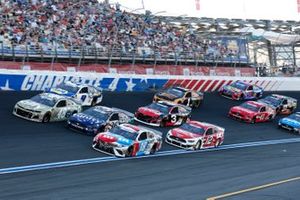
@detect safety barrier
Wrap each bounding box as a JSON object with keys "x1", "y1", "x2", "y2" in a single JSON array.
[{"x1": 1, "y1": 69, "x2": 300, "y2": 92}]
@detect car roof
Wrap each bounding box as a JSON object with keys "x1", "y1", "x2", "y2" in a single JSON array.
[
  {"x1": 91, "y1": 106, "x2": 114, "y2": 114},
  {"x1": 40, "y1": 92, "x2": 66, "y2": 100},
  {"x1": 188, "y1": 121, "x2": 210, "y2": 129}
]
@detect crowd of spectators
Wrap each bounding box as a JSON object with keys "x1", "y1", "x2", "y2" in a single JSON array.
[{"x1": 0, "y1": 0, "x2": 246, "y2": 61}]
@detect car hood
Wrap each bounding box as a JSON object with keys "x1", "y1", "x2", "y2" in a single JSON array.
[
  {"x1": 156, "y1": 92, "x2": 178, "y2": 101},
  {"x1": 97, "y1": 133, "x2": 133, "y2": 146},
  {"x1": 224, "y1": 85, "x2": 242, "y2": 93},
  {"x1": 280, "y1": 118, "x2": 300, "y2": 128},
  {"x1": 17, "y1": 100, "x2": 50, "y2": 112},
  {"x1": 137, "y1": 107, "x2": 163, "y2": 117},
  {"x1": 70, "y1": 113, "x2": 105, "y2": 126},
  {"x1": 48, "y1": 88, "x2": 75, "y2": 97},
  {"x1": 231, "y1": 106, "x2": 256, "y2": 115},
  {"x1": 170, "y1": 128, "x2": 202, "y2": 139}
]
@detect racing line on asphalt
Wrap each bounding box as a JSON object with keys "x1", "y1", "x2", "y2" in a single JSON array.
[{"x1": 1, "y1": 137, "x2": 300, "y2": 175}]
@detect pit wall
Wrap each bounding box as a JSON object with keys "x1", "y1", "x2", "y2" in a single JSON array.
[{"x1": 1, "y1": 69, "x2": 300, "y2": 92}]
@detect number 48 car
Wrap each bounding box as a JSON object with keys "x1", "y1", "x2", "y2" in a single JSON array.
[{"x1": 13, "y1": 93, "x2": 82, "y2": 122}]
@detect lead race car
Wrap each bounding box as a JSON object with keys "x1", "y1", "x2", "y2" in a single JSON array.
[
  {"x1": 165, "y1": 121, "x2": 225, "y2": 150},
  {"x1": 153, "y1": 86, "x2": 203, "y2": 108},
  {"x1": 13, "y1": 93, "x2": 82, "y2": 122},
  {"x1": 278, "y1": 112, "x2": 300, "y2": 134},
  {"x1": 68, "y1": 106, "x2": 134, "y2": 135},
  {"x1": 228, "y1": 101, "x2": 276, "y2": 123},
  {"x1": 47, "y1": 81, "x2": 103, "y2": 106},
  {"x1": 219, "y1": 81, "x2": 263, "y2": 100},
  {"x1": 258, "y1": 94, "x2": 297, "y2": 114},
  {"x1": 92, "y1": 124, "x2": 163, "y2": 157},
  {"x1": 134, "y1": 101, "x2": 192, "y2": 127}
]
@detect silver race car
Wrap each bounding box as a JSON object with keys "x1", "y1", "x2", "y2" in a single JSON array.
[{"x1": 13, "y1": 93, "x2": 82, "y2": 122}]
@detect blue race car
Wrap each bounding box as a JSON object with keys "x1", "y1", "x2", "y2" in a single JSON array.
[
  {"x1": 278, "y1": 112, "x2": 300, "y2": 134},
  {"x1": 48, "y1": 81, "x2": 103, "y2": 106},
  {"x1": 219, "y1": 81, "x2": 263, "y2": 100},
  {"x1": 67, "y1": 106, "x2": 134, "y2": 135}
]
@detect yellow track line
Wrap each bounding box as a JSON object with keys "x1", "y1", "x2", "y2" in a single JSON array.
[{"x1": 207, "y1": 176, "x2": 300, "y2": 200}]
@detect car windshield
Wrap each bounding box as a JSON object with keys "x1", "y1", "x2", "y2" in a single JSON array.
[
  {"x1": 240, "y1": 102, "x2": 260, "y2": 112},
  {"x1": 84, "y1": 108, "x2": 109, "y2": 120},
  {"x1": 231, "y1": 82, "x2": 247, "y2": 90},
  {"x1": 57, "y1": 83, "x2": 79, "y2": 93},
  {"x1": 110, "y1": 126, "x2": 138, "y2": 140},
  {"x1": 288, "y1": 114, "x2": 300, "y2": 121},
  {"x1": 263, "y1": 96, "x2": 281, "y2": 106},
  {"x1": 166, "y1": 88, "x2": 184, "y2": 97},
  {"x1": 30, "y1": 94, "x2": 57, "y2": 107},
  {"x1": 180, "y1": 123, "x2": 206, "y2": 135},
  {"x1": 148, "y1": 103, "x2": 169, "y2": 113}
]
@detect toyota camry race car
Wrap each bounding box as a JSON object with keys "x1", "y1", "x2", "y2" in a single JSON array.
[
  {"x1": 278, "y1": 112, "x2": 300, "y2": 134},
  {"x1": 258, "y1": 94, "x2": 297, "y2": 114},
  {"x1": 92, "y1": 124, "x2": 163, "y2": 157},
  {"x1": 165, "y1": 121, "x2": 225, "y2": 150},
  {"x1": 229, "y1": 101, "x2": 276, "y2": 123},
  {"x1": 219, "y1": 81, "x2": 263, "y2": 100},
  {"x1": 48, "y1": 81, "x2": 103, "y2": 106},
  {"x1": 153, "y1": 86, "x2": 203, "y2": 108},
  {"x1": 68, "y1": 106, "x2": 134, "y2": 135},
  {"x1": 134, "y1": 101, "x2": 192, "y2": 127},
  {"x1": 13, "y1": 93, "x2": 82, "y2": 122}
]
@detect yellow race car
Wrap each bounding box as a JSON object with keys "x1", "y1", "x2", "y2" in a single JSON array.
[{"x1": 153, "y1": 86, "x2": 203, "y2": 108}]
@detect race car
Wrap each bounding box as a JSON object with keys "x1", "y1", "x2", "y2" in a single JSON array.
[
  {"x1": 92, "y1": 124, "x2": 163, "y2": 157},
  {"x1": 278, "y1": 112, "x2": 300, "y2": 134},
  {"x1": 67, "y1": 106, "x2": 134, "y2": 135},
  {"x1": 153, "y1": 86, "x2": 203, "y2": 108},
  {"x1": 134, "y1": 101, "x2": 192, "y2": 127},
  {"x1": 48, "y1": 81, "x2": 103, "y2": 106},
  {"x1": 13, "y1": 93, "x2": 82, "y2": 122},
  {"x1": 228, "y1": 101, "x2": 276, "y2": 123},
  {"x1": 258, "y1": 94, "x2": 297, "y2": 114},
  {"x1": 219, "y1": 81, "x2": 263, "y2": 100},
  {"x1": 165, "y1": 121, "x2": 225, "y2": 150}
]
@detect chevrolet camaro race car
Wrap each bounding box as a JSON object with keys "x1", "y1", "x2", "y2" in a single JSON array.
[
  {"x1": 92, "y1": 124, "x2": 163, "y2": 157},
  {"x1": 229, "y1": 101, "x2": 276, "y2": 123},
  {"x1": 13, "y1": 93, "x2": 82, "y2": 122},
  {"x1": 48, "y1": 81, "x2": 103, "y2": 106},
  {"x1": 153, "y1": 86, "x2": 203, "y2": 108},
  {"x1": 278, "y1": 112, "x2": 300, "y2": 134},
  {"x1": 134, "y1": 101, "x2": 192, "y2": 127},
  {"x1": 258, "y1": 94, "x2": 297, "y2": 114},
  {"x1": 165, "y1": 121, "x2": 225, "y2": 150},
  {"x1": 67, "y1": 106, "x2": 134, "y2": 135},
  {"x1": 219, "y1": 81, "x2": 263, "y2": 100}
]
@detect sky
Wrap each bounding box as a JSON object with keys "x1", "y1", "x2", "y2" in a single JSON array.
[{"x1": 107, "y1": 0, "x2": 300, "y2": 21}]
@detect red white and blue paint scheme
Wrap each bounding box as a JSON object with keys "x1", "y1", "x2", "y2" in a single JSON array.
[
  {"x1": 134, "y1": 101, "x2": 192, "y2": 127},
  {"x1": 48, "y1": 81, "x2": 103, "y2": 106},
  {"x1": 219, "y1": 81, "x2": 263, "y2": 100},
  {"x1": 92, "y1": 124, "x2": 163, "y2": 157},
  {"x1": 165, "y1": 121, "x2": 225, "y2": 150}
]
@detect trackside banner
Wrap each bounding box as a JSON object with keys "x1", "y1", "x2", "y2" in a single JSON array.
[{"x1": 1, "y1": 70, "x2": 300, "y2": 92}]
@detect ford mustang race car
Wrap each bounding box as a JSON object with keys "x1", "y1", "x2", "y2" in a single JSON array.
[
  {"x1": 229, "y1": 101, "x2": 276, "y2": 123},
  {"x1": 134, "y1": 101, "x2": 192, "y2": 127},
  {"x1": 153, "y1": 86, "x2": 203, "y2": 108},
  {"x1": 92, "y1": 124, "x2": 163, "y2": 157},
  {"x1": 165, "y1": 121, "x2": 225, "y2": 150},
  {"x1": 13, "y1": 93, "x2": 82, "y2": 122},
  {"x1": 219, "y1": 81, "x2": 263, "y2": 100},
  {"x1": 48, "y1": 81, "x2": 103, "y2": 106},
  {"x1": 258, "y1": 94, "x2": 297, "y2": 114},
  {"x1": 67, "y1": 106, "x2": 134, "y2": 135},
  {"x1": 278, "y1": 112, "x2": 300, "y2": 134}
]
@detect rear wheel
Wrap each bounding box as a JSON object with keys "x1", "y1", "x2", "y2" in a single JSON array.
[
  {"x1": 42, "y1": 113, "x2": 51, "y2": 123},
  {"x1": 238, "y1": 94, "x2": 244, "y2": 100},
  {"x1": 127, "y1": 146, "x2": 134, "y2": 157},
  {"x1": 215, "y1": 139, "x2": 221, "y2": 148},
  {"x1": 91, "y1": 97, "x2": 98, "y2": 107},
  {"x1": 268, "y1": 115, "x2": 274, "y2": 121},
  {"x1": 150, "y1": 144, "x2": 157, "y2": 155}
]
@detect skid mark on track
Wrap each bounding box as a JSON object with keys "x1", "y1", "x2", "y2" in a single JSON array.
[{"x1": 1, "y1": 138, "x2": 300, "y2": 175}]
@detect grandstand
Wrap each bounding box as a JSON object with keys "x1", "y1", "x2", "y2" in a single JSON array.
[{"x1": 0, "y1": 0, "x2": 299, "y2": 76}]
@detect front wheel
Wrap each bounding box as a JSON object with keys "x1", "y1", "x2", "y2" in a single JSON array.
[
  {"x1": 42, "y1": 113, "x2": 51, "y2": 123},
  {"x1": 194, "y1": 140, "x2": 202, "y2": 150}
]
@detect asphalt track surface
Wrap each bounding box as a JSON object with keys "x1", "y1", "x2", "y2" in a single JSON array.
[{"x1": 1, "y1": 91, "x2": 300, "y2": 200}]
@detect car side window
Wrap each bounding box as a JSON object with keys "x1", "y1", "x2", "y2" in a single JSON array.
[
  {"x1": 260, "y1": 107, "x2": 266, "y2": 112},
  {"x1": 282, "y1": 99, "x2": 288, "y2": 105},
  {"x1": 170, "y1": 107, "x2": 178, "y2": 114},
  {"x1": 206, "y1": 128, "x2": 214, "y2": 135},
  {"x1": 247, "y1": 86, "x2": 253, "y2": 91},
  {"x1": 79, "y1": 87, "x2": 88, "y2": 94},
  {"x1": 109, "y1": 113, "x2": 119, "y2": 121},
  {"x1": 185, "y1": 92, "x2": 191, "y2": 98},
  {"x1": 138, "y1": 132, "x2": 148, "y2": 141},
  {"x1": 56, "y1": 100, "x2": 66, "y2": 108}
]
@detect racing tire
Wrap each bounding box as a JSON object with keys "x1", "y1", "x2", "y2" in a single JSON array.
[
  {"x1": 91, "y1": 97, "x2": 98, "y2": 107},
  {"x1": 268, "y1": 115, "x2": 274, "y2": 121},
  {"x1": 127, "y1": 146, "x2": 134, "y2": 157},
  {"x1": 150, "y1": 144, "x2": 157, "y2": 155},
  {"x1": 160, "y1": 120, "x2": 166, "y2": 127},
  {"x1": 42, "y1": 113, "x2": 51, "y2": 123},
  {"x1": 250, "y1": 117, "x2": 256, "y2": 124},
  {"x1": 104, "y1": 124, "x2": 113, "y2": 132},
  {"x1": 214, "y1": 139, "x2": 221, "y2": 148},
  {"x1": 194, "y1": 140, "x2": 202, "y2": 150}
]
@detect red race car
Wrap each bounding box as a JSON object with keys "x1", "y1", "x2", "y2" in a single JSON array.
[
  {"x1": 165, "y1": 121, "x2": 225, "y2": 150},
  {"x1": 229, "y1": 101, "x2": 276, "y2": 123}
]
